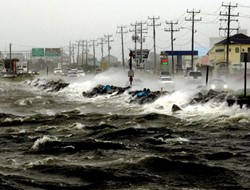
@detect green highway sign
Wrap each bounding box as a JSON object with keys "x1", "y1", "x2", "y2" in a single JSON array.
[{"x1": 32, "y1": 48, "x2": 45, "y2": 57}]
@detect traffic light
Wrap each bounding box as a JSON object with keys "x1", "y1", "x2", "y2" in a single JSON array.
[{"x1": 129, "y1": 50, "x2": 133, "y2": 57}]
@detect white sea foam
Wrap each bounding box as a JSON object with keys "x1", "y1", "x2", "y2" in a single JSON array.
[
  {"x1": 165, "y1": 137, "x2": 189, "y2": 143},
  {"x1": 31, "y1": 135, "x2": 59, "y2": 151},
  {"x1": 18, "y1": 129, "x2": 27, "y2": 134},
  {"x1": 25, "y1": 156, "x2": 64, "y2": 168},
  {"x1": 15, "y1": 98, "x2": 33, "y2": 106},
  {"x1": 69, "y1": 122, "x2": 85, "y2": 129},
  {"x1": 25, "y1": 71, "x2": 250, "y2": 122},
  {"x1": 3, "y1": 118, "x2": 13, "y2": 123},
  {"x1": 141, "y1": 87, "x2": 250, "y2": 122}
]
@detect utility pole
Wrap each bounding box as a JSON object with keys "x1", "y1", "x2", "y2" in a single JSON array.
[
  {"x1": 98, "y1": 37, "x2": 107, "y2": 63},
  {"x1": 89, "y1": 39, "x2": 97, "y2": 70},
  {"x1": 85, "y1": 40, "x2": 88, "y2": 66},
  {"x1": 185, "y1": 9, "x2": 202, "y2": 70},
  {"x1": 148, "y1": 16, "x2": 161, "y2": 74},
  {"x1": 76, "y1": 40, "x2": 80, "y2": 67},
  {"x1": 219, "y1": 3, "x2": 239, "y2": 75},
  {"x1": 81, "y1": 40, "x2": 85, "y2": 69},
  {"x1": 117, "y1": 25, "x2": 128, "y2": 69},
  {"x1": 9, "y1": 43, "x2": 12, "y2": 64},
  {"x1": 104, "y1": 34, "x2": 114, "y2": 67},
  {"x1": 130, "y1": 22, "x2": 139, "y2": 64},
  {"x1": 9, "y1": 43, "x2": 13, "y2": 73},
  {"x1": 69, "y1": 41, "x2": 71, "y2": 65},
  {"x1": 72, "y1": 44, "x2": 75, "y2": 64},
  {"x1": 165, "y1": 21, "x2": 179, "y2": 76},
  {"x1": 137, "y1": 21, "x2": 147, "y2": 66}
]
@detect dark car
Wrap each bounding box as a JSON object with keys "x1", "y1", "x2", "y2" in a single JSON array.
[
  {"x1": 159, "y1": 71, "x2": 171, "y2": 77},
  {"x1": 61, "y1": 69, "x2": 70, "y2": 76},
  {"x1": 184, "y1": 67, "x2": 193, "y2": 77},
  {"x1": 185, "y1": 71, "x2": 203, "y2": 86},
  {"x1": 95, "y1": 68, "x2": 102, "y2": 74},
  {"x1": 30, "y1": 69, "x2": 40, "y2": 75}
]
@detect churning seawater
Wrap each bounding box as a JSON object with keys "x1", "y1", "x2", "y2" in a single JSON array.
[{"x1": 0, "y1": 71, "x2": 250, "y2": 190}]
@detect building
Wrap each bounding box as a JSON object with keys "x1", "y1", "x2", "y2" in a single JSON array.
[
  {"x1": 208, "y1": 33, "x2": 250, "y2": 77},
  {"x1": 101, "y1": 54, "x2": 120, "y2": 69}
]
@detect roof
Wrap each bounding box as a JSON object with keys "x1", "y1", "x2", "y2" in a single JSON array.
[
  {"x1": 215, "y1": 33, "x2": 250, "y2": 45},
  {"x1": 161, "y1": 50, "x2": 199, "y2": 56}
]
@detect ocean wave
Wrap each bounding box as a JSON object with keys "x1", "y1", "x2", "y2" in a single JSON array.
[
  {"x1": 25, "y1": 156, "x2": 66, "y2": 169},
  {"x1": 14, "y1": 98, "x2": 33, "y2": 106},
  {"x1": 134, "y1": 155, "x2": 242, "y2": 189},
  {"x1": 227, "y1": 113, "x2": 250, "y2": 123},
  {"x1": 22, "y1": 154, "x2": 243, "y2": 189},
  {"x1": 31, "y1": 135, "x2": 59, "y2": 151},
  {"x1": 29, "y1": 136, "x2": 129, "y2": 154},
  {"x1": 69, "y1": 122, "x2": 85, "y2": 130}
]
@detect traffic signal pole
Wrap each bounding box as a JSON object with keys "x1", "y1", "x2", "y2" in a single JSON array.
[{"x1": 128, "y1": 50, "x2": 134, "y2": 86}]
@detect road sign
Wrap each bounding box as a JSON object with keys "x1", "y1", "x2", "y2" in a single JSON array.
[
  {"x1": 45, "y1": 48, "x2": 61, "y2": 57},
  {"x1": 241, "y1": 52, "x2": 250, "y2": 62},
  {"x1": 32, "y1": 48, "x2": 44, "y2": 57},
  {"x1": 161, "y1": 58, "x2": 168, "y2": 65},
  {"x1": 128, "y1": 69, "x2": 134, "y2": 77}
]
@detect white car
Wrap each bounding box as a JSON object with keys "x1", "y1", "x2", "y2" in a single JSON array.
[
  {"x1": 77, "y1": 69, "x2": 85, "y2": 76},
  {"x1": 159, "y1": 76, "x2": 175, "y2": 92},
  {"x1": 67, "y1": 69, "x2": 78, "y2": 77},
  {"x1": 54, "y1": 68, "x2": 62, "y2": 75},
  {"x1": 185, "y1": 71, "x2": 203, "y2": 86}
]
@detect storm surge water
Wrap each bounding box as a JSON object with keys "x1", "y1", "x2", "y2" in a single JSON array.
[{"x1": 0, "y1": 70, "x2": 250, "y2": 190}]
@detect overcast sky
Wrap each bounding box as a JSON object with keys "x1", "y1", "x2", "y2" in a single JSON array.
[{"x1": 1, "y1": 0, "x2": 250, "y2": 60}]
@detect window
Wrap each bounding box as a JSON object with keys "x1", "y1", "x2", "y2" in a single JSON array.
[
  {"x1": 235, "y1": 47, "x2": 239, "y2": 53},
  {"x1": 215, "y1": 49, "x2": 224, "y2": 53}
]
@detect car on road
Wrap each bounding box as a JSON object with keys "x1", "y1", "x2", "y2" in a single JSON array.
[
  {"x1": 30, "y1": 69, "x2": 40, "y2": 75},
  {"x1": 16, "y1": 68, "x2": 25, "y2": 74},
  {"x1": 67, "y1": 69, "x2": 78, "y2": 77},
  {"x1": 185, "y1": 71, "x2": 203, "y2": 86},
  {"x1": 184, "y1": 67, "x2": 193, "y2": 77},
  {"x1": 77, "y1": 69, "x2": 85, "y2": 76},
  {"x1": 54, "y1": 68, "x2": 62, "y2": 75},
  {"x1": 159, "y1": 71, "x2": 171, "y2": 78},
  {"x1": 159, "y1": 76, "x2": 175, "y2": 92},
  {"x1": 207, "y1": 78, "x2": 228, "y2": 91}
]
